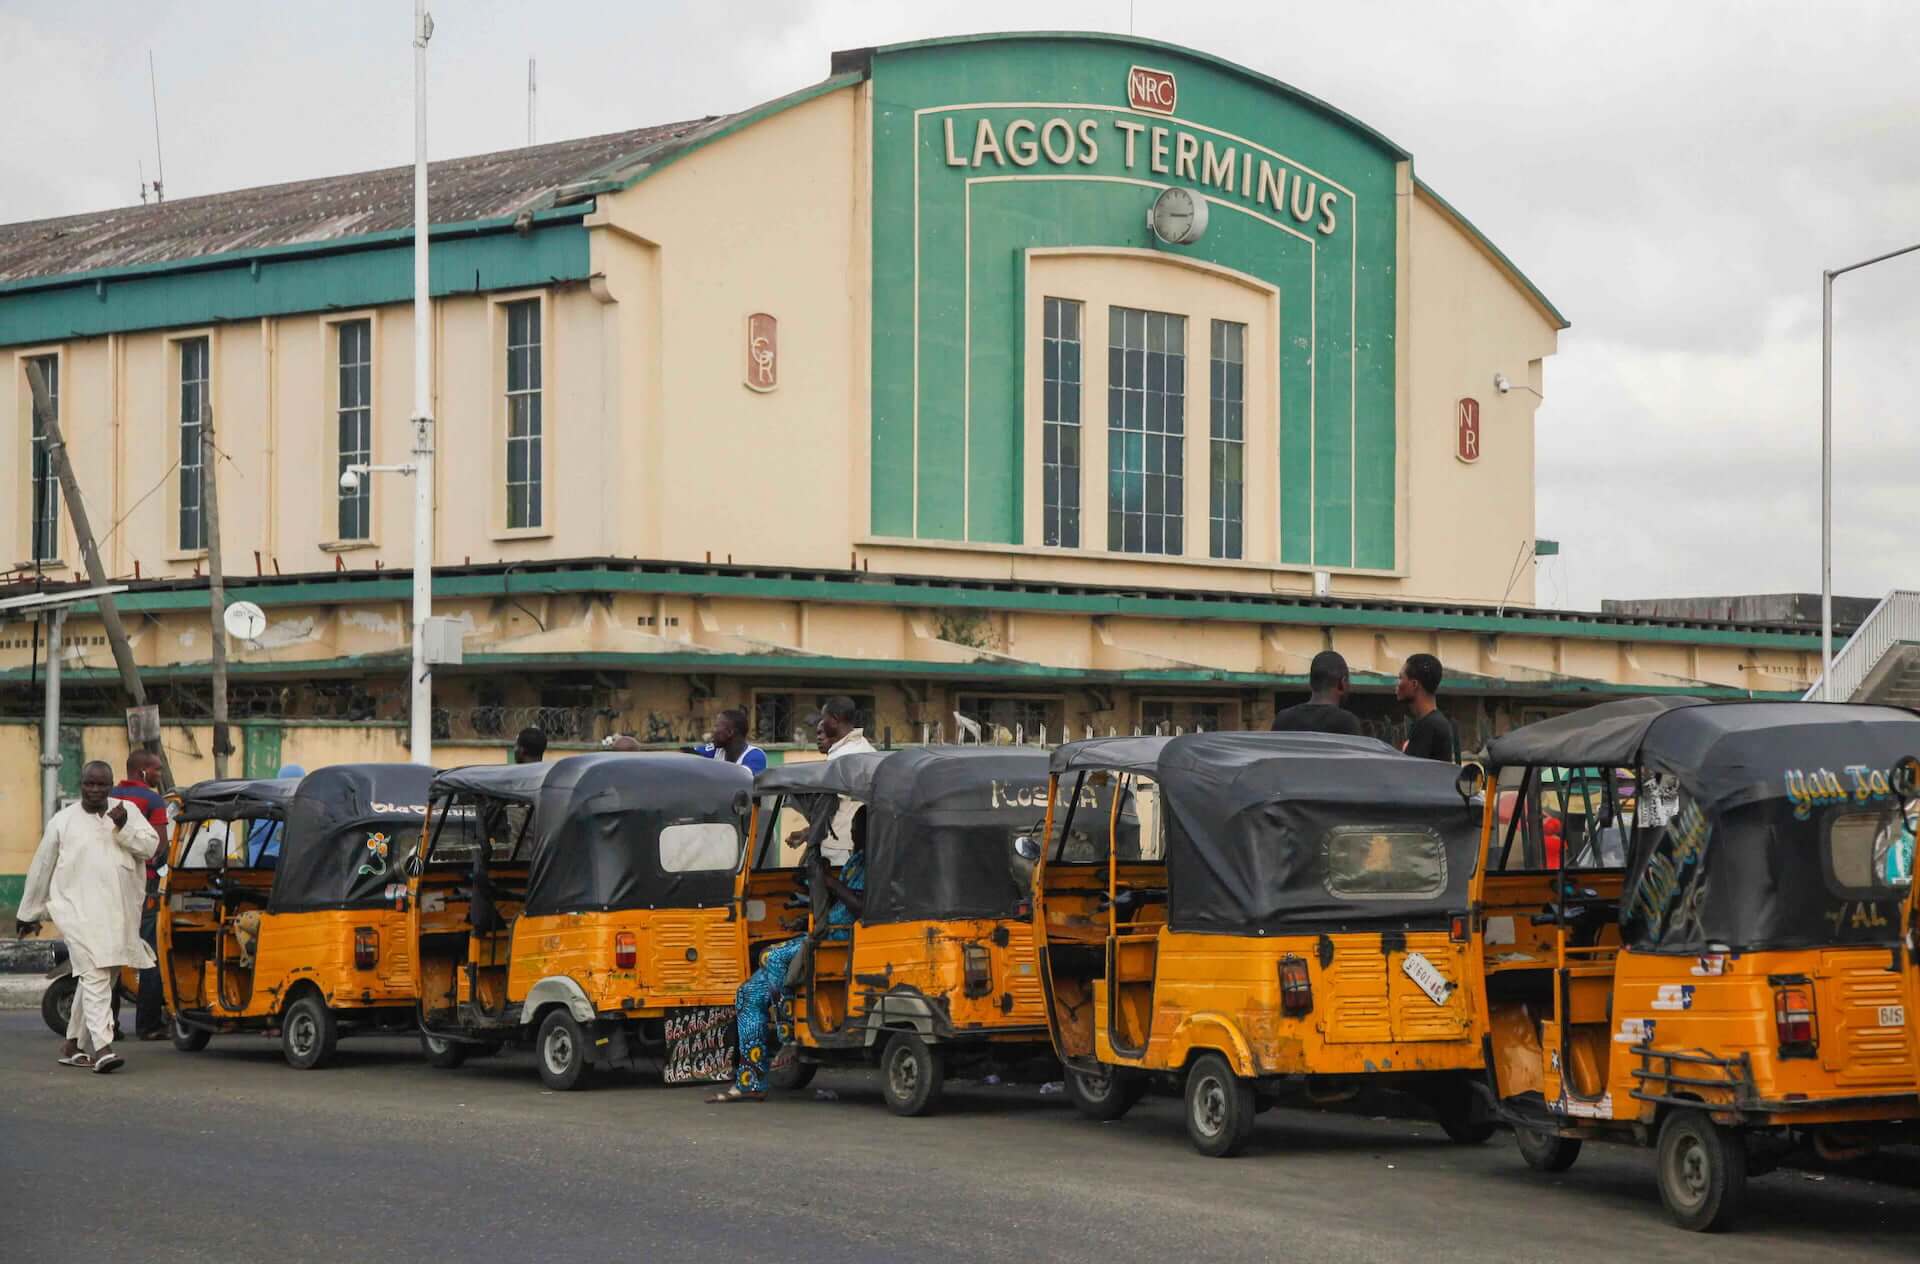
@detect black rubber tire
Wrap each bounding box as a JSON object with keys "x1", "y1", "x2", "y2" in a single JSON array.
[
  {"x1": 1656, "y1": 1109, "x2": 1748, "y2": 1232},
  {"x1": 879, "y1": 1032, "x2": 946, "y2": 1117},
  {"x1": 1429, "y1": 1080, "x2": 1497, "y2": 1145},
  {"x1": 536, "y1": 1008, "x2": 593, "y2": 1091},
  {"x1": 1064, "y1": 1063, "x2": 1148, "y2": 1122},
  {"x1": 1184, "y1": 1052, "x2": 1256, "y2": 1157},
  {"x1": 1515, "y1": 1125, "x2": 1582, "y2": 1172},
  {"x1": 41, "y1": 975, "x2": 75, "y2": 1035},
  {"x1": 170, "y1": 1016, "x2": 212, "y2": 1052},
  {"x1": 768, "y1": 1057, "x2": 818, "y2": 1093},
  {"x1": 281, "y1": 993, "x2": 338, "y2": 1070},
  {"x1": 421, "y1": 1033, "x2": 469, "y2": 1070}
]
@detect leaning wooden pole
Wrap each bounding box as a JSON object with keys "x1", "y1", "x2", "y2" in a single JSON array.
[
  {"x1": 25, "y1": 359, "x2": 176, "y2": 790},
  {"x1": 202, "y1": 405, "x2": 231, "y2": 778}
]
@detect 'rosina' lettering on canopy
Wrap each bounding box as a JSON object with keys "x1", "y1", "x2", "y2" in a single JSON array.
[
  {"x1": 988, "y1": 780, "x2": 1100, "y2": 810},
  {"x1": 941, "y1": 114, "x2": 1341, "y2": 236}
]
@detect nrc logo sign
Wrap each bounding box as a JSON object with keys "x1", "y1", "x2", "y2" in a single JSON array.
[{"x1": 1127, "y1": 65, "x2": 1177, "y2": 115}]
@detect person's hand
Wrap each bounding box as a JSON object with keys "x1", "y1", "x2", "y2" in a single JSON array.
[
  {"x1": 108, "y1": 802, "x2": 129, "y2": 829},
  {"x1": 784, "y1": 828, "x2": 807, "y2": 847},
  {"x1": 14, "y1": 920, "x2": 40, "y2": 938}
]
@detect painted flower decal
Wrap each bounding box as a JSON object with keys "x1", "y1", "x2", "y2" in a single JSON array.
[{"x1": 357, "y1": 831, "x2": 393, "y2": 877}]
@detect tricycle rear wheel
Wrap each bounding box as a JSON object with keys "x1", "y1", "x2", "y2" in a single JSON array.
[
  {"x1": 281, "y1": 993, "x2": 338, "y2": 1070},
  {"x1": 421, "y1": 1033, "x2": 469, "y2": 1070},
  {"x1": 880, "y1": 1032, "x2": 945, "y2": 1116},
  {"x1": 1656, "y1": 1109, "x2": 1747, "y2": 1232},
  {"x1": 170, "y1": 1016, "x2": 212, "y2": 1052},
  {"x1": 1184, "y1": 1052, "x2": 1255, "y2": 1157},
  {"x1": 536, "y1": 1009, "x2": 593, "y2": 1091}
]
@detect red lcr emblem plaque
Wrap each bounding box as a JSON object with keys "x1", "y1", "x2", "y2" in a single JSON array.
[
  {"x1": 1456, "y1": 397, "x2": 1481, "y2": 463},
  {"x1": 746, "y1": 313, "x2": 777, "y2": 392}
]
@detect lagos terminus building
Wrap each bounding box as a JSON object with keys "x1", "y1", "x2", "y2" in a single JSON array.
[{"x1": 0, "y1": 33, "x2": 1825, "y2": 898}]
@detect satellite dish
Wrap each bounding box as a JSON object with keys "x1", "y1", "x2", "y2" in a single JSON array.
[{"x1": 223, "y1": 600, "x2": 267, "y2": 641}]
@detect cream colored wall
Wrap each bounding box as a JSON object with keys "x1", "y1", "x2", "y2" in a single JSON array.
[
  {"x1": 1403, "y1": 189, "x2": 1558, "y2": 606},
  {"x1": 587, "y1": 84, "x2": 864, "y2": 569},
  {"x1": 3, "y1": 284, "x2": 614, "y2": 581}
]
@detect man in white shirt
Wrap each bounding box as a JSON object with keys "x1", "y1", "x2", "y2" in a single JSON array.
[
  {"x1": 17, "y1": 760, "x2": 160, "y2": 1073},
  {"x1": 813, "y1": 697, "x2": 874, "y2": 862}
]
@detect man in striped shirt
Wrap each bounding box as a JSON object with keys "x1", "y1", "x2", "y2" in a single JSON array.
[
  {"x1": 110, "y1": 750, "x2": 171, "y2": 1041},
  {"x1": 691, "y1": 708, "x2": 768, "y2": 775}
]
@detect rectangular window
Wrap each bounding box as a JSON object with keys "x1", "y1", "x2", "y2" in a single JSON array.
[
  {"x1": 504, "y1": 300, "x2": 543, "y2": 530},
  {"x1": 1324, "y1": 826, "x2": 1449, "y2": 900},
  {"x1": 27, "y1": 355, "x2": 59, "y2": 562},
  {"x1": 178, "y1": 337, "x2": 209, "y2": 551},
  {"x1": 1209, "y1": 320, "x2": 1246, "y2": 560},
  {"x1": 336, "y1": 320, "x2": 373, "y2": 541},
  {"x1": 954, "y1": 693, "x2": 1065, "y2": 743},
  {"x1": 1107, "y1": 306, "x2": 1185, "y2": 555},
  {"x1": 1041, "y1": 297, "x2": 1083, "y2": 548}
]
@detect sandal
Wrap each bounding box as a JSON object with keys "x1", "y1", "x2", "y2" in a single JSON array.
[
  {"x1": 705, "y1": 1086, "x2": 765, "y2": 1104},
  {"x1": 92, "y1": 1052, "x2": 126, "y2": 1074},
  {"x1": 58, "y1": 1052, "x2": 94, "y2": 1068}
]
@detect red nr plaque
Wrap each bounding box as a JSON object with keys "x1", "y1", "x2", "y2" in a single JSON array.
[{"x1": 1457, "y1": 397, "x2": 1481, "y2": 463}]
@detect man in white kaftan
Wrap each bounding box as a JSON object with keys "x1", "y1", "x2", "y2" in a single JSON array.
[{"x1": 17, "y1": 760, "x2": 160, "y2": 1073}]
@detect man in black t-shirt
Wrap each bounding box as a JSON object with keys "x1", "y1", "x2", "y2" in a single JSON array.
[
  {"x1": 1397, "y1": 653, "x2": 1457, "y2": 762},
  {"x1": 1272, "y1": 650, "x2": 1364, "y2": 736}
]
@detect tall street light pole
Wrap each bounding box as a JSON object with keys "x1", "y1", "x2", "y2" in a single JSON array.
[
  {"x1": 411, "y1": 0, "x2": 437, "y2": 762},
  {"x1": 1821, "y1": 239, "x2": 1920, "y2": 700}
]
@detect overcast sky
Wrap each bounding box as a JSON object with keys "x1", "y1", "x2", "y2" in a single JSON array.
[{"x1": 3, "y1": 0, "x2": 1914, "y2": 612}]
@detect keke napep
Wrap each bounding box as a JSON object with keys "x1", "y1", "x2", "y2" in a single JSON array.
[
  {"x1": 1470, "y1": 697, "x2": 1920, "y2": 1231},
  {"x1": 743, "y1": 746, "x2": 1072, "y2": 1114},
  {"x1": 1030, "y1": 731, "x2": 1490, "y2": 1156},
  {"x1": 158, "y1": 764, "x2": 435, "y2": 1068},
  {"x1": 410, "y1": 752, "x2": 752, "y2": 1089}
]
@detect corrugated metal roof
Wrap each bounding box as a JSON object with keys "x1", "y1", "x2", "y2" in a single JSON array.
[{"x1": 0, "y1": 116, "x2": 721, "y2": 285}]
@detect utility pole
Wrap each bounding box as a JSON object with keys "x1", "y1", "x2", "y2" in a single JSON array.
[
  {"x1": 24, "y1": 360, "x2": 175, "y2": 790},
  {"x1": 203, "y1": 405, "x2": 231, "y2": 776},
  {"x1": 411, "y1": 0, "x2": 438, "y2": 765}
]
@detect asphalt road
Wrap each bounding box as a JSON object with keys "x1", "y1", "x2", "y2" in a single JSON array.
[{"x1": 0, "y1": 1011, "x2": 1915, "y2": 1263}]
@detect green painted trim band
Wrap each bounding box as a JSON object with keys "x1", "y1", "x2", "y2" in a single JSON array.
[
  {"x1": 0, "y1": 874, "x2": 23, "y2": 917},
  {"x1": 1413, "y1": 177, "x2": 1568, "y2": 330},
  {"x1": 0, "y1": 217, "x2": 592, "y2": 346},
  {"x1": 61, "y1": 566, "x2": 1822, "y2": 650},
  {"x1": 859, "y1": 32, "x2": 1411, "y2": 160},
  {"x1": 0, "y1": 205, "x2": 591, "y2": 296},
  {"x1": 0, "y1": 647, "x2": 1796, "y2": 701}
]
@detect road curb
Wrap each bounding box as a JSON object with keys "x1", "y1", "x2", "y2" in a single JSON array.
[{"x1": 0, "y1": 973, "x2": 47, "y2": 1011}]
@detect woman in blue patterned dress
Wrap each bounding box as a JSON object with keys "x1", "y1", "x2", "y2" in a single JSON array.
[{"x1": 709, "y1": 808, "x2": 866, "y2": 1103}]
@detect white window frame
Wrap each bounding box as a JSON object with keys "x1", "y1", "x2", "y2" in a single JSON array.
[
  {"x1": 322, "y1": 311, "x2": 381, "y2": 549},
  {"x1": 15, "y1": 347, "x2": 66, "y2": 567},
  {"x1": 491, "y1": 290, "x2": 552, "y2": 539},
  {"x1": 1022, "y1": 250, "x2": 1277, "y2": 566},
  {"x1": 167, "y1": 330, "x2": 216, "y2": 559}
]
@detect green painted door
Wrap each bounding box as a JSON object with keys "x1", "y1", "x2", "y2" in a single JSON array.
[
  {"x1": 57, "y1": 726, "x2": 85, "y2": 798},
  {"x1": 244, "y1": 725, "x2": 284, "y2": 781}
]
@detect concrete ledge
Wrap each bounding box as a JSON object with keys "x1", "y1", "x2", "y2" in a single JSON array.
[{"x1": 0, "y1": 939, "x2": 59, "y2": 974}]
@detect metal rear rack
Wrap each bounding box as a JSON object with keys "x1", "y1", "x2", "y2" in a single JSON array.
[{"x1": 1628, "y1": 1044, "x2": 1756, "y2": 1111}]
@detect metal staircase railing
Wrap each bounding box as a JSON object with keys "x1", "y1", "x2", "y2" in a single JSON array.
[{"x1": 1803, "y1": 589, "x2": 1920, "y2": 701}]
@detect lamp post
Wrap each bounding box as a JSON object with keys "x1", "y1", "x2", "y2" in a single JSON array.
[
  {"x1": 409, "y1": 0, "x2": 437, "y2": 761},
  {"x1": 1821, "y1": 240, "x2": 1920, "y2": 699}
]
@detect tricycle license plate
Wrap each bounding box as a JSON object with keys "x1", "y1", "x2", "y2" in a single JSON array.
[
  {"x1": 1880, "y1": 1005, "x2": 1906, "y2": 1027},
  {"x1": 1401, "y1": 951, "x2": 1453, "y2": 1006}
]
